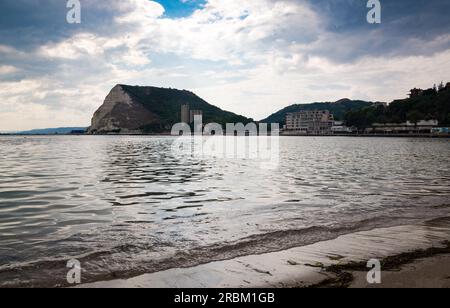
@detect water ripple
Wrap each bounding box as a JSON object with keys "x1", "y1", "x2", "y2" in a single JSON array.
[{"x1": 0, "y1": 135, "x2": 449, "y2": 286}]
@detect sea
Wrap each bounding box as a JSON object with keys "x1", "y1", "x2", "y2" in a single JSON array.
[{"x1": 0, "y1": 135, "x2": 449, "y2": 287}]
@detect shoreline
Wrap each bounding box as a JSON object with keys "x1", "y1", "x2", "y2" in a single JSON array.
[
  {"x1": 1, "y1": 133, "x2": 449, "y2": 138},
  {"x1": 79, "y1": 217, "x2": 450, "y2": 288},
  {"x1": 307, "y1": 241, "x2": 450, "y2": 288}
]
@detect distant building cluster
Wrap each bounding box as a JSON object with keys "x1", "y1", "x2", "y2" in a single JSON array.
[
  {"x1": 181, "y1": 104, "x2": 202, "y2": 124},
  {"x1": 366, "y1": 120, "x2": 439, "y2": 134},
  {"x1": 283, "y1": 109, "x2": 446, "y2": 136}
]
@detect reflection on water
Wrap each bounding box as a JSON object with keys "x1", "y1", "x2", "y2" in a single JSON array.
[{"x1": 0, "y1": 136, "x2": 449, "y2": 286}]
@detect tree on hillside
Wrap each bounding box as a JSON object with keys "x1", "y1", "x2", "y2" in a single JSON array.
[
  {"x1": 423, "y1": 88, "x2": 437, "y2": 96},
  {"x1": 344, "y1": 106, "x2": 382, "y2": 129},
  {"x1": 407, "y1": 110, "x2": 425, "y2": 126},
  {"x1": 343, "y1": 88, "x2": 450, "y2": 127}
]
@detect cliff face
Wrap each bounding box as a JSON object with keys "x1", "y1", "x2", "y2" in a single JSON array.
[
  {"x1": 89, "y1": 84, "x2": 252, "y2": 134},
  {"x1": 89, "y1": 85, "x2": 159, "y2": 134}
]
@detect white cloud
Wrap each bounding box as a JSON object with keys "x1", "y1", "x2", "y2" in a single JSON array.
[
  {"x1": 0, "y1": 65, "x2": 19, "y2": 75},
  {"x1": 115, "y1": 0, "x2": 165, "y2": 23},
  {"x1": 0, "y1": 44, "x2": 19, "y2": 54},
  {"x1": 1, "y1": 0, "x2": 450, "y2": 130},
  {"x1": 193, "y1": 48, "x2": 450, "y2": 120},
  {"x1": 38, "y1": 33, "x2": 122, "y2": 59},
  {"x1": 139, "y1": 0, "x2": 322, "y2": 63}
]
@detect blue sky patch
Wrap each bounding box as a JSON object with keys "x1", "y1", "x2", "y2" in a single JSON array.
[{"x1": 154, "y1": 0, "x2": 206, "y2": 18}]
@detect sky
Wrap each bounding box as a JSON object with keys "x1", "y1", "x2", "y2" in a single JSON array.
[{"x1": 0, "y1": 0, "x2": 449, "y2": 131}]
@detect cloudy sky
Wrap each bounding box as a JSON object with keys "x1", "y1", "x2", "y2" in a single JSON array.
[{"x1": 0, "y1": 0, "x2": 449, "y2": 131}]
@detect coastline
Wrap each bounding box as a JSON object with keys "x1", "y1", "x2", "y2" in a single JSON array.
[
  {"x1": 78, "y1": 217, "x2": 450, "y2": 288},
  {"x1": 281, "y1": 134, "x2": 450, "y2": 138},
  {"x1": 1, "y1": 133, "x2": 449, "y2": 138}
]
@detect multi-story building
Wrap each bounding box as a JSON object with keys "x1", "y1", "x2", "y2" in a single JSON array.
[
  {"x1": 181, "y1": 104, "x2": 190, "y2": 124},
  {"x1": 190, "y1": 110, "x2": 203, "y2": 123},
  {"x1": 180, "y1": 105, "x2": 203, "y2": 124},
  {"x1": 285, "y1": 110, "x2": 334, "y2": 135}
]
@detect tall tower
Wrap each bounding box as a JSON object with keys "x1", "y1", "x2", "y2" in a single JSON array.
[
  {"x1": 190, "y1": 110, "x2": 203, "y2": 123},
  {"x1": 181, "y1": 104, "x2": 190, "y2": 124}
]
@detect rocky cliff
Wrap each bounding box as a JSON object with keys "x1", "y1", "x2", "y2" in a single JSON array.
[
  {"x1": 89, "y1": 85, "x2": 251, "y2": 134},
  {"x1": 89, "y1": 85, "x2": 159, "y2": 134}
]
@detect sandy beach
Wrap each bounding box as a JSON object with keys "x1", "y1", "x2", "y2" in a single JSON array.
[
  {"x1": 350, "y1": 254, "x2": 450, "y2": 288},
  {"x1": 79, "y1": 217, "x2": 450, "y2": 288}
]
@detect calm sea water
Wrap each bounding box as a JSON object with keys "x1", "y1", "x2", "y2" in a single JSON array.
[{"x1": 0, "y1": 136, "x2": 449, "y2": 287}]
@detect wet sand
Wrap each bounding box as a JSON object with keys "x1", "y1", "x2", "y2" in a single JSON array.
[
  {"x1": 350, "y1": 254, "x2": 450, "y2": 288},
  {"x1": 78, "y1": 217, "x2": 450, "y2": 288}
]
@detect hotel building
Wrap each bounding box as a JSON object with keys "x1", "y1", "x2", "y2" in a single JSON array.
[{"x1": 285, "y1": 110, "x2": 334, "y2": 135}]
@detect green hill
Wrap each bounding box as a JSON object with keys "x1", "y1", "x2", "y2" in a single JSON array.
[
  {"x1": 89, "y1": 85, "x2": 252, "y2": 134},
  {"x1": 17, "y1": 127, "x2": 87, "y2": 135},
  {"x1": 261, "y1": 99, "x2": 375, "y2": 125},
  {"x1": 121, "y1": 85, "x2": 251, "y2": 127}
]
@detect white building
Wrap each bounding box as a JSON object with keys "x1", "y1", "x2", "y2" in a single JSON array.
[
  {"x1": 331, "y1": 121, "x2": 354, "y2": 133},
  {"x1": 181, "y1": 105, "x2": 203, "y2": 124},
  {"x1": 366, "y1": 120, "x2": 439, "y2": 134},
  {"x1": 285, "y1": 110, "x2": 334, "y2": 135},
  {"x1": 190, "y1": 110, "x2": 203, "y2": 123}
]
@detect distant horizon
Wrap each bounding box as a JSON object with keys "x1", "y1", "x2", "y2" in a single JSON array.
[
  {"x1": 0, "y1": 94, "x2": 390, "y2": 132},
  {"x1": 0, "y1": 84, "x2": 441, "y2": 133},
  {"x1": 0, "y1": 126, "x2": 88, "y2": 134},
  {"x1": 1, "y1": 0, "x2": 449, "y2": 131}
]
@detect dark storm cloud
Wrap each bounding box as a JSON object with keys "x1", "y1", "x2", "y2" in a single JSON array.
[
  {"x1": 0, "y1": 0, "x2": 449, "y2": 80},
  {"x1": 305, "y1": 0, "x2": 450, "y2": 61},
  {"x1": 1, "y1": 0, "x2": 449, "y2": 61},
  {"x1": 0, "y1": 0, "x2": 129, "y2": 51},
  {"x1": 308, "y1": 0, "x2": 450, "y2": 36}
]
